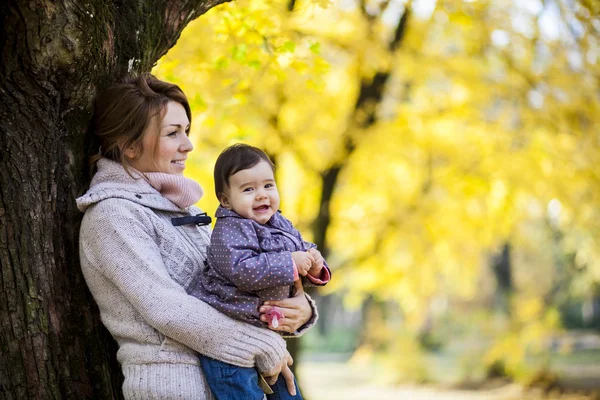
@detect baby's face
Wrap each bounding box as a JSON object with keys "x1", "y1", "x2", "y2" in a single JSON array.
[{"x1": 221, "y1": 160, "x2": 280, "y2": 224}]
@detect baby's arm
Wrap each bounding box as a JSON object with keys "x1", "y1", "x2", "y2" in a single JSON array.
[
  {"x1": 276, "y1": 214, "x2": 332, "y2": 286},
  {"x1": 299, "y1": 241, "x2": 331, "y2": 286}
]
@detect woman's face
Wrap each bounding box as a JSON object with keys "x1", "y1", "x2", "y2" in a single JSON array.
[{"x1": 127, "y1": 101, "x2": 193, "y2": 175}]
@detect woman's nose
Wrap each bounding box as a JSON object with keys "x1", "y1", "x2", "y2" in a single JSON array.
[{"x1": 180, "y1": 134, "x2": 194, "y2": 152}]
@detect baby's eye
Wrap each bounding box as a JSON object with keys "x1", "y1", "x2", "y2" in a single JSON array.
[
  {"x1": 265, "y1": 183, "x2": 274, "y2": 188},
  {"x1": 243, "y1": 187, "x2": 253, "y2": 192}
]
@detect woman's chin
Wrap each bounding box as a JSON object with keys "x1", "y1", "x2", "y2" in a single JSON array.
[{"x1": 169, "y1": 166, "x2": 186, "y2": 175}]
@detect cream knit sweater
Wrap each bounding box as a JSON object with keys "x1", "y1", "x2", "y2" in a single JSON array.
[{"x1": 77, "y1": 159, "x2": 314, "y2": 399}]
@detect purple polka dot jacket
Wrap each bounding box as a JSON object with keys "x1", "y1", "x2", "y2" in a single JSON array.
[{"x1": 190, "y1": 206, "x2": 331, "y2": 331}]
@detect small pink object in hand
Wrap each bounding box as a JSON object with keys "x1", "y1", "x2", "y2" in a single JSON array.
[{"x1": 266, "y1": 307, "x2": 284, "y2": 328}]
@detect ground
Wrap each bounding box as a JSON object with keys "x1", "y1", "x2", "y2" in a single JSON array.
[
  {"x1": 298, "y1": 330, "x2": 600, "y2": 400},
  {"x1": 299, "y1": 361, "x2": 599, "y2": 400}
]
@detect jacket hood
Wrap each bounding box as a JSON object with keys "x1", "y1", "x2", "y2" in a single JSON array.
[
  {"x1": 76, "y1": 158, "x2": 184, "y2": 213},
  {"x1": 215, "y1": 206, "x2": 242, "y2": 219}
]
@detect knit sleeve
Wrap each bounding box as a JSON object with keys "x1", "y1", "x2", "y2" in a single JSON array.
[{"x1": 80, "y1": 199, "x2": 286, "y2": 372}]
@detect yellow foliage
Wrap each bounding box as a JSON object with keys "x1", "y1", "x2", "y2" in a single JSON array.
[{"x1": 154, "y1": 0, "x2": 600, "y2": 382}]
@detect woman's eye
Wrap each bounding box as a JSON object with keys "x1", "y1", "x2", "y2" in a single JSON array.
[
  {"x1": 185, "y1": 127, "x2": 191, "y2": 136},
  {"x1": 167, "y1": 131, "x2": 177, "y2": 137}
]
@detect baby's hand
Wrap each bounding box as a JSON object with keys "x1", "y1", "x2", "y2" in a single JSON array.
[
  {"x1": 292, "y1": 251, "x2": 314, "y2": 276},
  {"x1": 307, "y1": 248, "x2": 324, "y2": 276}
]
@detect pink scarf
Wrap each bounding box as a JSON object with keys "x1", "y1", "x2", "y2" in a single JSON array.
[{"x1": 143, "y1": 172, "x2": 203, "y2": 209}]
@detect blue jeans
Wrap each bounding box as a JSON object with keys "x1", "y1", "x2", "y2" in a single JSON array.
[{"x1": 199, "y1": 356, "x2": 303, "y2": 400}]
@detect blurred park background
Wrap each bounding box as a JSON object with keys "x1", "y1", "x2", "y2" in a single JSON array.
[{"x1": 153, "y1": 0, "x2": 600, "y2": 398}]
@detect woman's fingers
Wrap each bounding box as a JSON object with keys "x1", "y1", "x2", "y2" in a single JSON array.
[
  {"x1": 261, "y1": 291, "x2": 312, "y2": 331},
  {"x1": 259, "y1": 313, "x2": 294, "y2": 332},
  {"x1": 260, "y1": 304, "x2": 299, "y2": 320},
  {"x1": 263, "y1": 352, "x2": 296, "y2": 393},
  {"x1": 260, "y1": 312, "x2": 298, "y2": 333},
  {"x1": 293, "y1": 279, "x2": 304, "y2": 295},
  {"x1": 262, "y1": 362, "x2": 282, "y2": 385},
  {"x1": 280, "y1": 356, "x2": 297, "y2": 396},
  {"x1": 263, "y1": 292, "x2": 302, "y2": 308}
]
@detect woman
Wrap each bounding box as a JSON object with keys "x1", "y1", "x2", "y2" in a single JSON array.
[{"x1": 77, "y1": 73, "x2": 316, "y2": 399}]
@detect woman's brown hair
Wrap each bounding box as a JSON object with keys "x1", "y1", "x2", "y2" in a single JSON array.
[{"x1": 88, "y1": 73, "x2": 191, "y2": 175}]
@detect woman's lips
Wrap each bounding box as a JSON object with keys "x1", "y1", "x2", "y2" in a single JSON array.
[{"x1": 171, "y1": 160, "x2": 186, "y2": 170}]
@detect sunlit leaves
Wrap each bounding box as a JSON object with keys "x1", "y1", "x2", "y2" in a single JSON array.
[{"x1": 154, "y1": 0, "x2": 600, "y2": 382}]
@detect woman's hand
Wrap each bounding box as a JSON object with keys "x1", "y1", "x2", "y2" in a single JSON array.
[
  {"x1": 261, "y1": 350, "x2": 297, "y2": 396},
  {"x1": 259, "y1": 290, "x2": 313, "y2": 333}
]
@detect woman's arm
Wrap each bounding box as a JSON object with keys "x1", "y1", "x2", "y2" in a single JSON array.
[{"x1": 80, "y1": 199, "x2": 286, "y2": 373}]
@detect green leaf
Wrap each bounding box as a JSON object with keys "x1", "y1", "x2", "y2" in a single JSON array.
[
  {"x1": 309, "y1": 42, "x2": 321, "y2": 55},
  {"x1": 215, "y1": 56, "x2": 229, "y2": 70},
  {"x1": 247, "y1": 60, "x2": 261, "y2": 69},
  {"x1": 232, "y1": 44, "x2": 248, "y2": 61},
  {"x1": 280, "y1": 41, "x2": 295, "y2": 53}
]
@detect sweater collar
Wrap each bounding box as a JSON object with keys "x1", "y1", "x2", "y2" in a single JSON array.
[
  {"x1": 143, "y1": 172, "x2": 203, "y2": 209},
  {"x1": 76, "y1": 158, "x2": 190, "y2": 213}
]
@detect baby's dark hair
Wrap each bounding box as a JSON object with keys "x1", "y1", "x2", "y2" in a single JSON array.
[{"x1": 214, "y1": 143, "x2": 275, "y2": 199}]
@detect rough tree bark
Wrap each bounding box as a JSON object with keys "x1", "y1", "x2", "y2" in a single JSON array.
[{"x1": 0, "y1": 1, "x2": 227, "y2": 398}]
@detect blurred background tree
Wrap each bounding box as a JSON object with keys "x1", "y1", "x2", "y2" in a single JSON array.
[{"x1": 154, "y1": 0, "x2": 600, "y2": 392}]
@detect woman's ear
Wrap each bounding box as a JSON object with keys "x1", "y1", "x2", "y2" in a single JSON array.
[{"x1": 124, "y1": 146, "x2": 138, "y2": 160}]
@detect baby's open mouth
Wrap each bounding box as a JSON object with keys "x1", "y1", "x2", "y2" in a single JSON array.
[{"x1": 254, "y1": 205, "x2": 269, "y2": 212}]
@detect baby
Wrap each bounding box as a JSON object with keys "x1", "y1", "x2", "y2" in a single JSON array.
[{"x1": 192, "y1": 143, "x2": 331, "y2": 400}]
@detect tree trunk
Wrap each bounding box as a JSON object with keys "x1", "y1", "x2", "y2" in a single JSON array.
[
  {"x1": 311, "y1": 6, "x2": 410, "y2": 255},
  {"x1": 308, "y1": 6, "x2": 411, "y2": 338},
  {"x1": 491, "y1": 242, "x2": 513, "y2": 315},
  {"x1": 0, "y1": 1, "x2": 227, "y2": 398}
]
